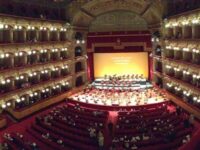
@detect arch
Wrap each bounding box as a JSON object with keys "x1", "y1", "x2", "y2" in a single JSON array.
[
  {"x1": 75, "y1": 61, "x2": 82, "y2": 73},
  {"x1": 75, "y1": 46, "x2": 83, "y2": 57},
  {"x1": 75, "y1": 76, "x2": 83, "y2": 87}
]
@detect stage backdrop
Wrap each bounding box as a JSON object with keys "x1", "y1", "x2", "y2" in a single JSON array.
[{"x1": 94, "y1": 52, "x2": 148, "y2": 78}]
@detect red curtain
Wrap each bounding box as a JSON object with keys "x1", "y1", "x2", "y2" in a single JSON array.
[{"x1": 87, "y1": 52, "x2": 94, "y2": 81}]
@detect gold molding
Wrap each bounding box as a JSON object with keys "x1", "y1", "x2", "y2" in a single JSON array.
[
  {"x1": 88, "y1": 34, "x2": 151, "y2": 38},
  {"x1": 87, "y1": 42, "x2": 151, "y2": 53}
]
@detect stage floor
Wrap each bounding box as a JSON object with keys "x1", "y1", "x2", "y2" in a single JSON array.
[
  {"x1": 92, "y1": 78, "x2": 152, "y2": 90},
  {"x1": 69, "y1": 82, "x2": 167, "y2": 108}
]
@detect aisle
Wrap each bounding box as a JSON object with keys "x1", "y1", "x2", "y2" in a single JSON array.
[{"x1": 104, "y1": 111, "x2": 118, "y2": 149}]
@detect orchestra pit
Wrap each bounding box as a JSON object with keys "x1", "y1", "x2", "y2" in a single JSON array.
[{"x1": 0, "y1": 0, "x2": 200, "y2": 150}]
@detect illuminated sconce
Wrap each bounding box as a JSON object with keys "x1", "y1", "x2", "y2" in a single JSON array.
[
  {"x1": 192, "y1": 18, "x2": 199, "y2": 24},
  {"x1": 44, "y1": 70, "x2": 48, "y2": 73},
  {"x1": 183, "y1": 48, "x2": 190, "y2": 52},
  {"x1": 167, "y1": 83, "x2": 173, "y2": 87},
  {"x1": 173, "y1": 47, "x2": 180, "y2": 51},
  {"x1": 174, "y1": 67, "x2": 180, "y2": 72},
  {"x1": 52, "y1": 67, "x2": 59, "y2": 71},
  {"x1": 183, "y1": 90, "x2": 187, "y2": 95},
  {"x1": 182, "y1": 21, "x2": 189, "y2": 26},
  {"x1": 27, "y1": 26, "x2": 35, "y2": 30},
  {"x1": 175, "y1": 86, "x2": 181, "y2": 91},
  {"x1": 81, "y1": 40, "x2": 85, "y2": 44},
  {"x1": 183, "y1": 70, "x2": 190, "y2": 75},
  {"x1": 193, "y1": 74, "x2": 197, "y2": 78},
  {"x1": 40, "y1": 49, "x2": 47, "y2": 53},
  {"x1": 76, "y1": 40, "x2": 80, "y2": 44},
  {"x1": 186, "y1": 92, "x2": 190, "y2": 96},
  {"x1": 20, "y1": 75, "x2": 24, "y2": 80},
  {"x1": 0, "y1": 53, "x2": 9, "y2": 59},
  {"x1": 14, "y1": 25, "x2": 22, "y2": 30},
  {"x1": 15, "y1": 52, "x2": 19, "y2": 56},
  {"x1": 192, "y1": 49, "x2": 200, "y2": 53},
  {"x1": 1, "y1": 103, "x2": 7, "y2": 109},
  {"x1": 6, "y1": 79, "x2": 11, "y2": 83},
  {"x1": 172, "y1": 23, "x2": 178, "y2": 27},
  {"x1": 19, "y1": 52, "x2": 23, "y2": 56},
  {"x1": 1, "y1": 80, "x2": 6, "y2": 85},
  {"x1": 62, "y1": 65, "x2": 68, "y2": 69},
  {"x1": 166, "y1": 65, "x2": 172, "y2": 69},
  {"x1": 5, "y1": 53, "x2": 9, "y2": 57},
  {"x1": 193, "y1": 96, "x2": 198, "y2": 101},
  {"x1": 166, "y1": 46, "x2": 172, "y2": 49},
  {"x1": 156, "y1": 38, "x2": 159, "y2": 42},
  {"x1": 0, "y1": 23, "x2": 4, "y2": 29},
  {"x1": 16, "y1": 98, "x2": 21, "y2": 103},
  {"x1": 40, "y1": 27, "x2": 47, "y2": 31},
  {"x1": 165, "y1": 23, "x2": 170, "y2": 28},
  {"x1": 0, "y1": 54, "x2": 5, "y2": 59},
  {"x1": 61, "y1": 28, "x2": 67, "y2": 32},
  {"x1": 32, "y1": 50, "x2": 36, "y2": 54},
  {"x1": 21, "y1": 97, "x2": 25, "y2": 101},
  {"x1": 0, "y1": 24, "x2": 8, "y2": 29},
  {"x1": 61, "y1": 48, "x2": 68, "y2": 51},
  {"x1": 28, "y1": 51, "x2": 32, "y2": 55},
  {"x1": 6, "y1": 102, "x2": 11, "y2": 107},
  {"x1": 29, "y1": 73, "x2": 33, "y2": 77},
  {"x1": 50, "y1": 27, "x2": 57, "y2": 31},
  {"x1": 15, "y1": 52, "x2": 23, "y2": 56}
]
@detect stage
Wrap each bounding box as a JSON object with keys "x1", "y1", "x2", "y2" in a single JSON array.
[
  {"x1": 69, "y1": 78, "x2": 167, "y2": 108},
  {"x1": 92, "y1": 78, "x2": 152, "y2": 90}
]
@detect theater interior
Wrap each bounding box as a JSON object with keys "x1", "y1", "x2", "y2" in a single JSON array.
[{"x1": 0, "y1": 0, "x2": 200, "y2": 150}]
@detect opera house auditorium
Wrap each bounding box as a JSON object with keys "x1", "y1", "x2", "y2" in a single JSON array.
[{"x1": 0, "y1": 0, "x2": 200, "y2": 150}]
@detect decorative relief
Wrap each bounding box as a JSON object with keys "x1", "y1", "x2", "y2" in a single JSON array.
[
  {"x1": 89, "y1": 11, "x2": 147, "y2": 32},
  {"x1": 83, "y1": 0, "x2": 147, "y2": 16}
]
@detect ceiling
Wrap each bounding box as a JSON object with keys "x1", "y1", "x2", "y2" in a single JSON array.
[
  {"x1": 11, "y1": 0, "x2": 168, "y2": 29},
  {"x1": 65, "y1": 0, "x2": 166, "y2": 28}
]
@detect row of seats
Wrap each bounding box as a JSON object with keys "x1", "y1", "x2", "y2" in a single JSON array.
[
  {"x1": 2, "y1": 102, "x2": 108, "y2": 150},
  {"x1": 1, "y1": 100, "x2": 194, "y2": 150},
  {"x1": 113, "y1": 104, "x2": 193, "y2": 150}
]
